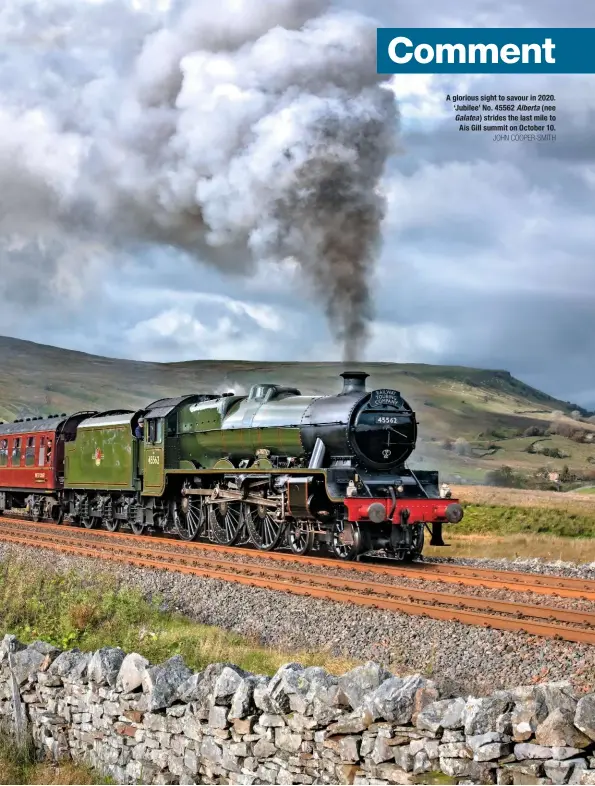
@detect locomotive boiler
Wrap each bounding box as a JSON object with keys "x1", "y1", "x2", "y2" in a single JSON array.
[{"x1": 0, "y1": 371, "x2": 463, "y2": 561}]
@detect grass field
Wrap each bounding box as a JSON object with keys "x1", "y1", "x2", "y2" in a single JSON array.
[
  {"x1": 0, "y1": 555, "x2": 355, "y2": 677},
  {"x1": 425, "y1": 532, "x2": 595, "y2": 563},
  {"x1": 428, "y1": 484, "x2": 595, "y2": 562},
  {"x1": 451, "y1": 485, "x2": 595, "y2": 516}
]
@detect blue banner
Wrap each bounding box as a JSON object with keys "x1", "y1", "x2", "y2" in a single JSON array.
[{"x1": 376, "y1": 28, "x2": 595, "y2": 74}]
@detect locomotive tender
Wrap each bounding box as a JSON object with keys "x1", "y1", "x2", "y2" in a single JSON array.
[{"x1": 0, "y1": 372, "x2": 463, "y2": 560}]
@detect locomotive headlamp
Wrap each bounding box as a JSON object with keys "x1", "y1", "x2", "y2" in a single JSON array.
[
  {"x1": 396, "y1": 484, "x2": 404, "y2": 494},
  {"x1": 439, "y1": 483, "x2": 452, "y2": 499}
]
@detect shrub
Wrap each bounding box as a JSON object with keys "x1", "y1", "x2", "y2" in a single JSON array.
[
  {"x1": 453, "y1": 437, "x2": 472, "y2": 456},
  {"x1": 484, "y1": 466, "x2": 524, "y2": 488},
  {"x1": 523, "y1": 426, "x2": 544, "y2": 437}
]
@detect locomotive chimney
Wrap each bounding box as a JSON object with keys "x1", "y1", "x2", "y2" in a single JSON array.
[{"x1": 339, "y1": 371, "x2": 369, "y2": 396}]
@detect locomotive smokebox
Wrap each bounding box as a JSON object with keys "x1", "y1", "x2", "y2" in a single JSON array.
[{"x1": 339, "y1": 371, "x2": 369, "y2": 396}]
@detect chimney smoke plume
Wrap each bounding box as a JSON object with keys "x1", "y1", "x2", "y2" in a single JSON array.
[{"x1": 0, "y1": 0, "x2": 398, "y2": 359}]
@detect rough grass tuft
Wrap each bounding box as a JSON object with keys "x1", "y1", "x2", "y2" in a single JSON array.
[{"x1": 0, "y1": 555, "x2": 356, "y2": 676}]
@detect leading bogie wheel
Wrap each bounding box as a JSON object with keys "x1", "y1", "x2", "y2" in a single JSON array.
[
  {"x1": 331, "y1": 520, "x2": 362, "y2": 561},
  {"x1": 211, "y1": 501, "x2": 243, "y2": 546},
  {"x1": 176, "y1": 495, "x2": 205, "y2": 541},
  {"x1": 287, "y1": 520, "x2": 314, "y2": 556},
  {"x1": 243, "y1": 501, "x2": 283, "y2": 551}
]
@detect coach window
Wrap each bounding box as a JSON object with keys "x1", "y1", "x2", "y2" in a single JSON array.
[
  {"x1": 0, "y1": 440, "x2": 7, "y2": 467},
  {"x1": 38, "y1": 437, "x2": 45, "y2": 466},
  {"x1": 25, "y1": 436, "x2": 36, "y2": 467},
  {"x1": 12, "y1": 438, "x2": 21, "y2": 466}
]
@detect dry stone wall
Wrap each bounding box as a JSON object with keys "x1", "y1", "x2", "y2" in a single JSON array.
[{"x1": 1, "y1": 634, "x2": 595, "y2": 785}]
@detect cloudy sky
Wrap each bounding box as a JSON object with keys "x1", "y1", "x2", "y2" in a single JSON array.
[{"x1": 1, "y1": 0, "x2": 594, "y2": 406}]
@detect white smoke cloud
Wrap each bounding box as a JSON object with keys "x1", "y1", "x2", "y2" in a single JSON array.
[{"x1": 0, "y1": 0, "x2": 398, "y2": 359}]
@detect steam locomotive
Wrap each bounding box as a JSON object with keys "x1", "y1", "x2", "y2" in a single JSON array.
[{"x1": 0, "y1": 371, "x2": 463, "y2": 560}]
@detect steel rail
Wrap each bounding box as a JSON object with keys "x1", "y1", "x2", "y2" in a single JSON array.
[
  {"x1": 2, "y1": 512, "x2": 595, "y2": 601},
  {"x1": 1, "y1": 519, "x2": 595, "y2": 644}
]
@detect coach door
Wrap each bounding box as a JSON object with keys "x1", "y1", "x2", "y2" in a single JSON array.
[{"x1": 143, "y1": 417, "x2": 165, "y2": 495}]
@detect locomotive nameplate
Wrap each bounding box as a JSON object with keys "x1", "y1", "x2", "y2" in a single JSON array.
[{"x1": 370, "y1": 389, "x2": 403, "y2": 409}]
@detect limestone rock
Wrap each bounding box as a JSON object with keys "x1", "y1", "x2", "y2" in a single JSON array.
[
  {"x1": 275, "y1": 727, "x2": 302, "y2": 753},
  {"x1": 575, "y1": 694, "x2": 595, "y2": 742},
  {"x1": 536, "y1": 683, "x2": 578, "y2": 716},
  {"x1": 142, "y1": 655, "x2": 192, "y2": 711},
  {"x1": 552, "y1": 747, "x2": 582, "y2": 760},
  {"x1": 394, "y1": 746, "x2": 414, "y2": 772},
  {"x1": 0, "y1": 633, "x2": 26, "y2": 662},
  {"x1": 440, "y1": 757, "x2": 473, "y2": 778},
  {"x1": 229, "y1": 676, "x2": 257, "y2": 720},
  {"x1": 117, "y1": 653, "x2": 149, "y2": 693},
  {"x1": 265, "y1": 663, "x2": 307, "y2": 713},
  {"x1": 514, "y1": 743, "x2": 554, "y2": 760},
  {"x1": 375, "y1": 763, "x2": 415, "y2": 784},
  {"x1": 48, "y1": 649, "x2": 91, "y2": 682},
  {"x1": 27, "y1": 640, "x2": 60, "y2": 658},
  {"x1": 535, "y1": 708, "x2": 591, "y2": 748},
  {"x1": 368, "y1": 675, "x2": 429, "y2": 724},
  {"x1": 213, "y1": 665, "x2": 247, "y2": 703},
  {"x1": 338, "y1": 662, "x2": 390, "y2": 710},
  {"x1": 463, "y1": 692, "x2": 512, "y2": 736},
  {"x1": 338, "y1": 735, "x2": 360, "y2": 762},
  {"x1": 88, "y1": 647, "x2": 125, "y2": 687},
  {"x1": 416, "y1": 697, "x2": 465, "y2": 733},
  {"x1": 512, "y1": 698, "x2": 546, "y2": 742},
  {"x1": 10, "y1": 646, "x2": 46, "y2": 685},
  {"x1": 545, "y1": 758, "x2": 587, "y2": 786},
  {"x1": 175, "y1": 672, "x2": 204, "y2": 703},
  {"x1": 327, "y1": 708, "x2": 374, "y2": 735}
]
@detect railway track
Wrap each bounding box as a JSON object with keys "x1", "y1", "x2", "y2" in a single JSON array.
[{"x1": 1, "y1": 516, "x2": 595, "y2": 645}]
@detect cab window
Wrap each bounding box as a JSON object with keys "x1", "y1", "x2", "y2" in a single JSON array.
[
  {"x1": 25, "y1": 436, "x2": 36, "y2": 467},
  {"x1": 38, "y1": 437, "x2": 45, "y2": 466},
  {"x1": 0, "y1": 440, "x2": 7, "y2": 467},
  {"x1": 11, "y1": 438, "x2": 21, "y2": 465},
  {"x1": 147, "y1": 419, "x2": 163, "y2": 444}
]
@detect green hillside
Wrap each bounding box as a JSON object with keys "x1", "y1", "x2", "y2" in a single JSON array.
[{"x1": 0, "y1": 335, "x2": 593, "y2": 483}]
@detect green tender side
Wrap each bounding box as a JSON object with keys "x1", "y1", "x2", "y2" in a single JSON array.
[
  {"x1": 176, "y1": 391, "x2": 315, "y2": 468},
  {"x1": 64, "y1": 413, "x2": 138, "y2": 491}
]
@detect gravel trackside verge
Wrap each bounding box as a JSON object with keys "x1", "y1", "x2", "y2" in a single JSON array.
[{"x1": 1, "y1": 542, "x2": 594, "y2": 698}]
